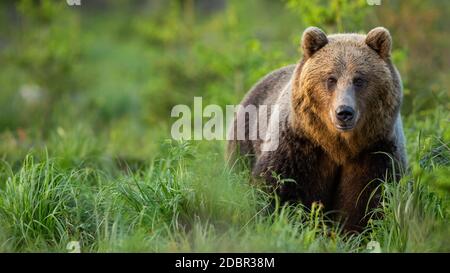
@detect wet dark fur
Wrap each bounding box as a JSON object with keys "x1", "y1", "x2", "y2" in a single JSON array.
[{"x1": 252, "y1": 122, "x2": 399, "y2": 230}]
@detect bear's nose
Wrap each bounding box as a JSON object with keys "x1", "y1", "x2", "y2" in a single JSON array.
[{"x1": 335, "y1": 106, "x2": 355, "y2": 122}]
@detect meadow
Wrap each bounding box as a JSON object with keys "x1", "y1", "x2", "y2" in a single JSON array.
[{"x1": 0, "y1": 0, "x2": 448, "y2": 252}]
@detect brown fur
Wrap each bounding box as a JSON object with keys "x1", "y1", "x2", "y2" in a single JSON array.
[
  {"x1": 292, "y1": 32, "x2": 402, "y2": 164},
  {"x1": 227, "y1": 27, "x2": 407, "y2": 231}
]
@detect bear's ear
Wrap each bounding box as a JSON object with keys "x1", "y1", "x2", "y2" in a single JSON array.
[
  {"x1": 365, "y1": 27, "x2": 392, "y2": 59},
  {"x1": 301, "y1": 27, "x2": 328, "y2": 58}
]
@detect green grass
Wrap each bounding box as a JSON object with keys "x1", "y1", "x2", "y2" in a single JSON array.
[
  {"x1": 0, "y1": 120, "x2": 448, "y2": 252},
  {"x1": 0, "y1": 0, "x2": 448, "y2": 252}
]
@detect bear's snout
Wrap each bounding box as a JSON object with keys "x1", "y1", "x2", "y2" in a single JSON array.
[
  {"x1": 336, "y1": 105, "x2": 355, "y2": 122},
  {"x1": 334, "y1": 105, "x2": 356, "y2": 131}
]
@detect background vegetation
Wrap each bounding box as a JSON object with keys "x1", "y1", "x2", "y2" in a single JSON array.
[{"x1": 0, "y1": 0, "x2": 448, "y2": 252}]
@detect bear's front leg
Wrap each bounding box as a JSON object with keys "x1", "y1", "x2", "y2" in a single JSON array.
[
  {"x1": 333, "y1": 145, "x2": 400, "y2": 232},
  {"x1": 253, "y1": 141, "x2": 339, "y2": 209}
]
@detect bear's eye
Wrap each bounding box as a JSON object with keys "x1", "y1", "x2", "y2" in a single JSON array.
[
  {"x1": 353, "y1": 77, "x2": 367, "y2": 88},
  {"x1": 326, "y1": 77, "x2": 337, "y2": 89}
]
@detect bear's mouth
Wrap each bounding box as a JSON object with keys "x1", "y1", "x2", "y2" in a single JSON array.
[{"x1": 335, "y1": 124, "x2": 355, "y2": 132}]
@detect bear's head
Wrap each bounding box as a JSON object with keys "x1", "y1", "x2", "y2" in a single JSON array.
[{"x1": 291, "y1": 27, "x2": 402, "y2": 163}]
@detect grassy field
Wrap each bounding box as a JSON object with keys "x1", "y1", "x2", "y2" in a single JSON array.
[{"x1": 0, "y1": 0, "x2": 448, "y2": 252}]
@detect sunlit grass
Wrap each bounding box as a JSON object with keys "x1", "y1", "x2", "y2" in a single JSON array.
[{"x1": 0, "y1": 126, "x2": 448, "y2": 252}]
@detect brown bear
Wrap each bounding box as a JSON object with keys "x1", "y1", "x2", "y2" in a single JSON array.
[{"x1": 227, "y1": 27, "x2": 407, "y2": 231}]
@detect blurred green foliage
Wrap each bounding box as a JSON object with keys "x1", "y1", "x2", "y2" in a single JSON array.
[
  {"x1": 286, "y1": 0, "x2": 371, "y2": 32},
  {"x1": 0, "y1": 0, "x2": 446, "y2": 162}
]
